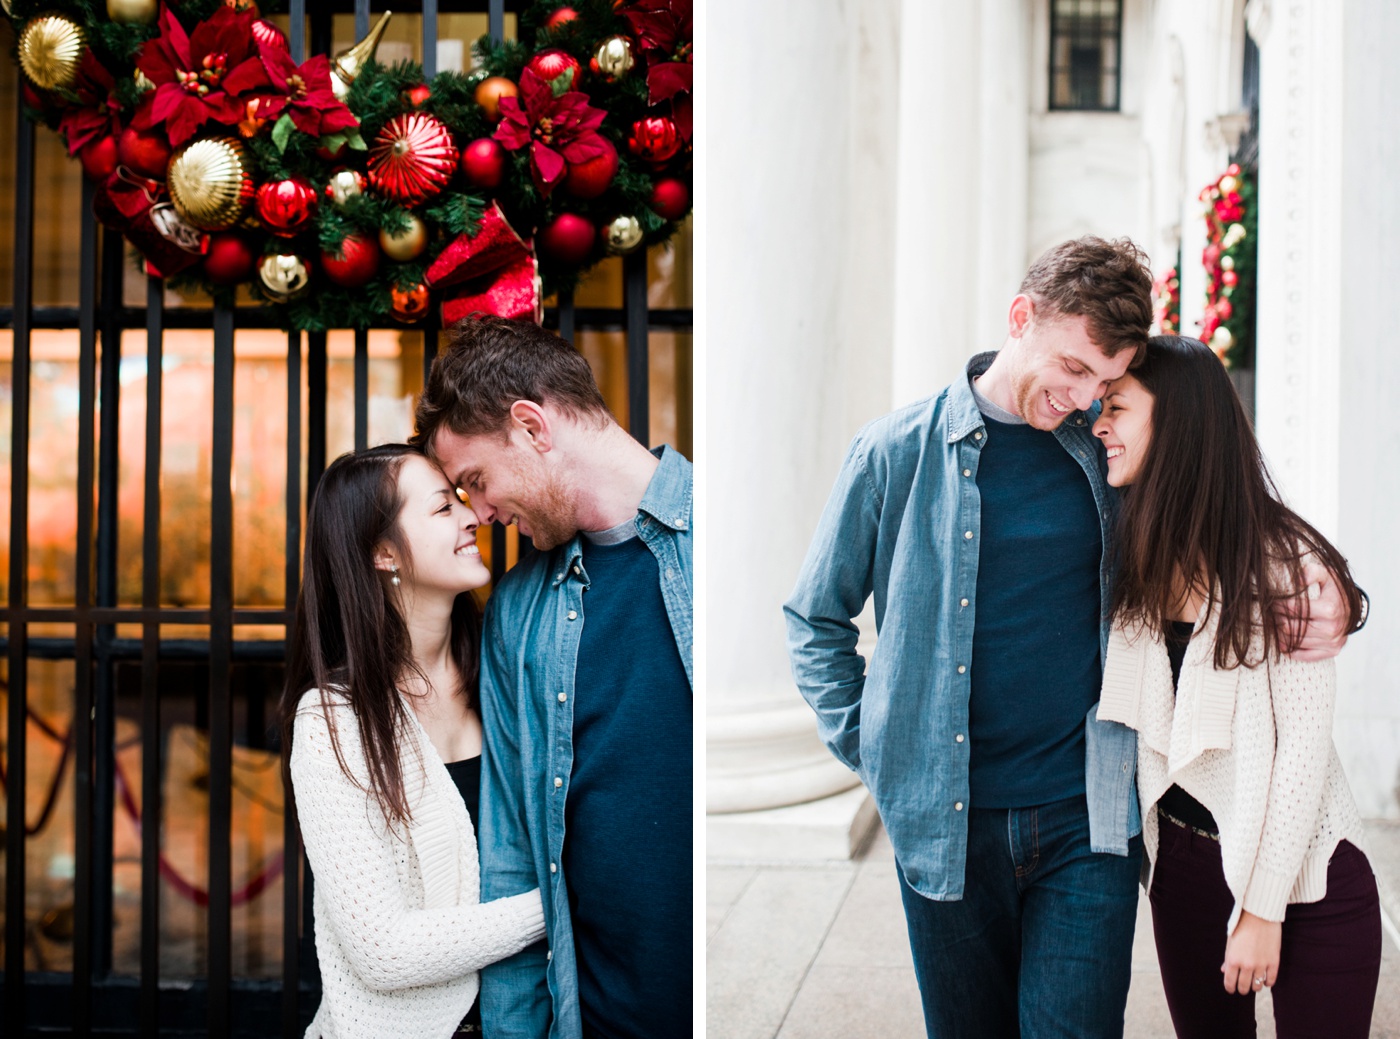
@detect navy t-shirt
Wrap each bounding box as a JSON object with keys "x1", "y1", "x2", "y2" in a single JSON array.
[
  {"x1": 967, "y1": 414, "x2": 1104, "y2": 808},
  {"x1": 564, "y1": 525, "x2": 692, "y2": 1039}
]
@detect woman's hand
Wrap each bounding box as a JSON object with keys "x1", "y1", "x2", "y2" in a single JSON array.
[{"x1": 1221, "y1": 910, "x2": 1282, "y2": 994}]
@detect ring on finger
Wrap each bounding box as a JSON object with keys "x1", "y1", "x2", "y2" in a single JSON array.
[{"x1": 1252, "y1": 976, "x2": 1266, "y2": 988}]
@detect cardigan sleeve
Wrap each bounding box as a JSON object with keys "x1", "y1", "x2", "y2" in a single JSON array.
[
  {"x1": 291, "y1": 696, "x2": 546, "y2": 992},
  {"x1": 1239, "y1": 655, "x2": 1337, "y2": 922}
]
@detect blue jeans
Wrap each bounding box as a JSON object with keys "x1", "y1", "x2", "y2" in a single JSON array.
[{"x1": 897, "y1": 794, "x2": 1143, "y2": 1039}]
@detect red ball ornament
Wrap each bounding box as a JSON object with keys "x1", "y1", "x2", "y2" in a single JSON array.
[
  {"x1": 544, "y1": 7, "x2": 579, "y2": 28},
  {"x1": 256, "y1": 176, "x2": 318, "y2": 237},
  {"x1": 391, "y1": 282, "x2": 431, "y2": 323},
  {"x1": 405, "y1": 83, "x2": 432, "y2": 107},
  {"x1": 527, "y1": 49, "x2": 583, "y2": 90},
  {"x1": 78, "y1": 135, "x2": 119, "y2": 181},
  {"x1": 648, "y1": 178, "x2": 689, "y2": 220},
  {"x1": 474, "y1": 77, "x2": 518, "y2": 123},
  {"x1": 537, "y1": 213, "x2": 594, "y2": 265},
  {"x1": 252, "y1": 18, "x2": 286, "y2": 50},
  {"x1": 627, "y1": 116, "x2": 682, "y2": 163},
  {"x1": 321, "y1": 233, "x2": 381, "y2": 288},
  {"x1": 368, "y1": 112, "x2": 458, "y2": 204},
  {"x1": 563, "y1": 138, "x2": 618, "y2": 199},
  {"x1": 203, "y1": 232, "x2": 257, "y2": 285},
  {"x1": 460, "y1": 138, "x2": 506, "y2": 189},
  {"x1": 118, "y1": 125, "x2": 173, "y2": 179}
]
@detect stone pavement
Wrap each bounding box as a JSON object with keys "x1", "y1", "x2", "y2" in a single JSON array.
[{"x1": 707, "y1": 819, "x2": 1400, "y2": 1038}]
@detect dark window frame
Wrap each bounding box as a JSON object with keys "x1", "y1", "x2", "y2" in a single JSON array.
[{"x1": 1048, "y1": 0, "x2": 1125, "y2": 112}]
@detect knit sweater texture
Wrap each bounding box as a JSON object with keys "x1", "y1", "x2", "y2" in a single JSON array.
[
  {"x1": 291, "y1": 688, "x2": 546, "y2": 1039},
  {"x1": 1097, "y1": 603, "x2": 1368, "y2": 937}
]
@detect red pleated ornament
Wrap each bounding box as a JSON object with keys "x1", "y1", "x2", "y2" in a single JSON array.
[
  {"x1": 368, "y1": 112, "x2": 459, "y2": 205},
  {"x1": 627, "y1": 116, "x2": 682, "y2": 164},
  {"x1": 252, "y1": 18, "x2": 287, "y2": 51},
  {"x1": 256, "y1": 176, "x2": 318, "y2": 237}
]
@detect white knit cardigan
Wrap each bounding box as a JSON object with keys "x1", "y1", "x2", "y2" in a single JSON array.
[
  {"x1": 291, "y1": 688, "x2": 545, "y2": 1039},
  {"x1": 1097, "y1": 604, "x2": 1368, "y2": 936}
]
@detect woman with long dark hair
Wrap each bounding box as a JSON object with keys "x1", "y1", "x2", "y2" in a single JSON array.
[
  {"x1": 281, "y1": 444, "x2": 544, "y2": 1039},
  {"x1": 1092, "y1": 335, "x2": 1379, "y2": 1038}
]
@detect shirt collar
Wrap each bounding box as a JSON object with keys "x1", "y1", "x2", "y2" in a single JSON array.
[{"x1": 946, "y1": 352, "x2": 997, "y2": 444}]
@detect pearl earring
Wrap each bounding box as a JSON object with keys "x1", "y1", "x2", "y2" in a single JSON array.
[{"x1": 390, "y1": 563, "x2": 400, "y2": 587}]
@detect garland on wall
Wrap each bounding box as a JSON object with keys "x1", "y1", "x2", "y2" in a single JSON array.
[
  {"x1": 1152, "y1": 265, "x2": 1179, "y2": 336},
  {"x1": 1197, "y1": 163, "x2": 1256, "y2": 369},
  {"x1": 7, "y1": 0, "x2": 693, "y2": 331}
]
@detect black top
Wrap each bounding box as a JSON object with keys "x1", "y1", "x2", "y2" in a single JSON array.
[
  {"x1": 444, "y1": 754, "x2": 483, "y2": 1031},
  {"x1": 1158, "y1": 620, "x2": 1220, "y2": 835}
]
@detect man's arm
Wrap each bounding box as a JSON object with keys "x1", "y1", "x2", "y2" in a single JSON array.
[
  {"x1": 478, "y1": 603, "x2": 552, "y2": 1039},
  {"x1": 782, "y1": 436, "x2": 882, "y2": 773},
  {"x1": 1280, "y1": 559, "x2": 1364, "y2": 662}
]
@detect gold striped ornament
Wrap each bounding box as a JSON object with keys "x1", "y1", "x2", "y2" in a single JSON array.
[
  {"x1": 18, "y1": 14, "x2": 87, "y2": 91},
  {"x1": 167, "y1": 137, "x2": 256, "y2": 232}
]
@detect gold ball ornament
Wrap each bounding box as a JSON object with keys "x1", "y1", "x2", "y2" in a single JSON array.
[
  {"x1": 106, "y1": 0, "x2": 160, "y2": 25},
  {"x1": 601, "y1": 214, "x2": 644, "y2": 255},
  {"x1": 379, "y1": 214, "x2": 428, "y2": 262},
  {"x1": 167, "y1": 137, "x2": 255, "y2": 231},
  {"x1": 325, "y1": 168, "x2": 366, "y2": 208},
  {"x1": 257, "y1": 252, "x2": 312, "y2": 302},
  {"x1": 134, "y1": 67, "x2": 156, "y2": 94},
  {"x1": 592, "y1": 35, "x2": 635, "y2": 79},
  {"x1": 18, "y1": 15, "x2": 86, "y2": 91},
  {"x1": 390, "y1": 283, "x2": 431, "y2": 323}
]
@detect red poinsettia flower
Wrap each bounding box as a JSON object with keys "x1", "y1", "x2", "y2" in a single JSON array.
[
  {"x1": 60, "y1": 49, "x2": 121, "y2": 155},
  {"x1": 623, "y1": 0, "x2": 693, "y2": 118},
  {"x1": 254, "y1": 49, "x2": 359, "y2": 138},
  {"x1": 134, "y1": 5, "x2": 271, "y2": 147},
  {"x1": 493, "y1": 69, "x2": 610, "y2": 197}
]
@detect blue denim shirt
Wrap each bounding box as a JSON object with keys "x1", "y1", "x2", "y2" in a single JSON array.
[
  {"x1": 783, "y1": 354, "x2": 1140, "y2": 901},
  {"x1": 477, "y1": 446, "x2": 693, "y2": 1039}
]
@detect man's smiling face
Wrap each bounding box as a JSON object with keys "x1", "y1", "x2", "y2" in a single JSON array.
[{"x1": 1008, "y1": 310, "x2": 1133, "y2": 430}]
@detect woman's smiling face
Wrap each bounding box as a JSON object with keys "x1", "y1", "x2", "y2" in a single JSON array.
[{"x1": 1092, "y1": 373, "x2": 1155, "y2": 487}]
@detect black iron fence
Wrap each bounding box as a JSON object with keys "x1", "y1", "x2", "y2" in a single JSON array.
[{"x1": 1, "y1": 2, "x2": 691, "y2": 1035}]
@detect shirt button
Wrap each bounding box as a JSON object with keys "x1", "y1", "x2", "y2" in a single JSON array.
[
  {"x1": 955, "y1": 734, "x2": 965, "y2": 743},
  {"x1": 557, "y1": 692, "x2": 567, "y2": 703},
  {"x1": 554, "y1": 777, "x2": 563, "y2": 788},
  {"x1": 555, "y1": 572, "x2": 564, "y2": 582},
  {"x1": 550, "y1": 862, "x2": 557, "y2": 873},
  {"x1": 960, "y1": 598, "x2": 969, "y2": 607},
  {"x1": 963, "y1": 468, "x2": 971, "y2": 477},
  {"x1": 567, "y1": 610, "x2": 577, "y2": 620},
  {"x1": 957, "y1": 665, "x2": 966, "y2": 674},
  {"x1": 974, "y1": 432, "x2": 983, "y2": 440},
  {"x1": 675, "y1": 518, "x2": 686, "y2": 527},
  {"x1": 954, "y1": 802, "x2": 964, "y2": 811},
  {"x1": 572, "y1": 565, "x2": 581, "y2": 575},
  {"x1": 963, "y1": 531, "x2": 973, "y2": 540}
]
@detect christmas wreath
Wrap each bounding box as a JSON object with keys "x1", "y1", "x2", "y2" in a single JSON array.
[
  {"x1": 1197, "y1": 163, "x2": 1255, "y2": 368},
  {"x1": 1152, "y1": 265, "x2": 1180, "y2": 337},
  {"x1": 8, "y1": 0, "x2": 693, "y2": 331}
]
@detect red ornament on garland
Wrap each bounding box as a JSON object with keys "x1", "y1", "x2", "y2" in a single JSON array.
[
  {"x1": 79, "y1": 135, "x2": 119, "y2": 181},
  {"x1": 544, "y1": 7, "x2": 579, "y2": 28},
  {"x1": 537, "y1": 213, "x2": 594, "y2": 265},
  {"x1": 460, "y1": 138, "x2": 506, "y2": 188},
  {"x1": 628, "y1": 115, "x2": 681, "y2": 163},
  {"x1": 252, "y1": 18, "x2": 287, "y2": 51},
  {"x1": 648, "y1": 177, "x2": 689, "y2": 220},
  {"x1": 203, "y1": 232, "x2": 257, "y2": 285},
  {"x1": 405, "y1": 83, "x2": 432, "y2": 107},
  {"x1": 527, "y1": 49, "x2": 583, "y2": 90},
  {"x1": 321, "y1": 233, "x2": 381, "y2": 288},
  {"x1": 563, "y1": 137, "x2": 618, "y2": 199},
  {"x1": 368, "y1": 112, "x2": 459, "y2": 204},
  {"x1": 256, "y1": 176, "x2": 318, "y2": 237},
  {"x1": 390, "y1": 282, "x2": 431, "y2": 323},
  {"x1": 118, "y1": 125, "x2": 172, "y2": 179}
]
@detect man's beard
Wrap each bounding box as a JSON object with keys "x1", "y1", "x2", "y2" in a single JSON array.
[{"x1": 514, "y1": 463, "x2": 576, "y2": 551}]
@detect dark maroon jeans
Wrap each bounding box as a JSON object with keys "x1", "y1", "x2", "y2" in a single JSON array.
[{"x1": 1148, "y1": 812, "x2": 1382, "y2": 1038}]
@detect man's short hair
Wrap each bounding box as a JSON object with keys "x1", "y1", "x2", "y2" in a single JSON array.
[
  {"x1": 1020, "y1": 236, "x2": 1154, "y2": 364},
  {"x1": 413, "y1": 317, "x2": 611, "y2": 449}
]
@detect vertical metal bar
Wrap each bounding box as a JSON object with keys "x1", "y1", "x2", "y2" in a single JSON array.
[
  {"x1": 207, "y1": 305, "x2": 236, "y2": 1039},
  {"x1": 73, "y1": 176, "x2": 100, "y2": 1036},
  {"x1": 354, "y1": 328, "x2": 369, "y2": 452},
  {"x1": 307, "y1": 331, "x2": 328, "y2": 502},
  {"x1": 623, "y1": 250, "x2": 650, "y2": 444},
  {"x1": 140, "y1": 275, "x2": 165, "y2": 1035},
  {"x1": 491, "y1": 526, "x2": 508, "y2": 586},
  {"x1": 557, "y1": 288, "x2": 576, "y2": 345},
  {"x1": 422, "y1": 0, "x2": 438, "y2": 78},
  {"x1": 354, "y1": 0, "x2": 368, "y2": 41},
  {"x1": 489, "y1": 0, "x2": 505, "y2": 43},
  {"x1": 92, "y1": 227, "x2": 125, "y2": 979},
  {"x1": 288, "y1": 0, "x2": 305, "y2": 62},
  {"x1": 282, "y1": 328, "x2": 302, "y2": 1038},
  {"x1": 422, "y1": 312, "x2": 440, "y2": 389},
  {"x1": 4, "y1": 86, "x2": 37, "y2": 1038}
]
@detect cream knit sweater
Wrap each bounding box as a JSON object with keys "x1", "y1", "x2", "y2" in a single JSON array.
[
  {"x1": 291, "y1": 689, "x2": 546, "y2": 1039},
  {"x1": 1097, "y1": 604, "x2": 1368, "y2": 936}
]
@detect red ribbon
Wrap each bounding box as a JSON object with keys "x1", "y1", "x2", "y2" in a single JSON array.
[
  {"x1": 425, "y1": 202, "x2": 541, "y2": 324},
  {"x1": 93, "y1": 167, "x2": 208, "y2": 279}
]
